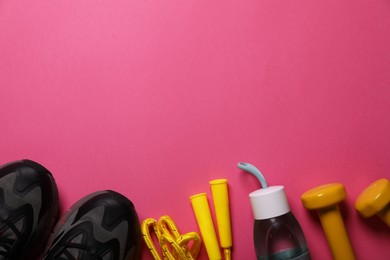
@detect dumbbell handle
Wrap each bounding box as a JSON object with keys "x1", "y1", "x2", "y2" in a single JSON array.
[
  {"x1": 318, "y1": 205, "x2": 355, "y2": 260},
  {"x1": 378, "y1": 204, "x2": 390, "y2": 227}
]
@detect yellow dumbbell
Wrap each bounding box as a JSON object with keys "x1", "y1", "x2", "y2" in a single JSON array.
[
  {"x1": 301, "y1": 183, "x2": 355, "y2": 260},
  {"x1": 355, "y1": 178, "x2": 390, "y2": 227}
]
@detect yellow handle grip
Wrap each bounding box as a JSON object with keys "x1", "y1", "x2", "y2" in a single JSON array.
[
  {"x1": 210, "y1": 179, "x2": 232, "y2": 250},
  {"x1": 190, "y1": 193, "x2": 222, "y2": 260}
]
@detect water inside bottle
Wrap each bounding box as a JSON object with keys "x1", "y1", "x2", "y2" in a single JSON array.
[{"x1": 254, "y1": 213, "x2": 310, "y2": 260}]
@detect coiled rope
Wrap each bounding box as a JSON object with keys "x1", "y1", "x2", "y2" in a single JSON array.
[{"x1": 142, "y1": 215, "x2": 201, "y2": 260}]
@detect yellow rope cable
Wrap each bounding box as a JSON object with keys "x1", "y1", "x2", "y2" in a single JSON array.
[
  {"x1": 142, "y1": 215, "x2": 201, "y2": 260},
  {"x1": 224, "y1": 248, "x2": 231, "y2": 260}
]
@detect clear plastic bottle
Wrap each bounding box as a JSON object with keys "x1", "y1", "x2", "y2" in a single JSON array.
[
  {"x1": 238, "y1": 163, "x2": 310, "y2": 260},
  {"x1": 254, "y1": 212, "x2": 310, "y2": 260}
]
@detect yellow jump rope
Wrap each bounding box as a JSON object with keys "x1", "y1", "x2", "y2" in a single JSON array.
[
  {"x1": 141, "y1": 215, "x2": 201, "y2": 260},
  {"x1": 142, "y1": 178, "x2": 232, "y2": 260}
]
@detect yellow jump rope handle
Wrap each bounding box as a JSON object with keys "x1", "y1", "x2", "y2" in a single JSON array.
[
  {"x1": 141, "y1": 215, "x2": 201, "y2": 260},
  {"x1": 190, "y1": 193, "x2": 222, "y2": 260},
  {"x1": 210, "y1": 179, "x2": 232, "y2": 260}
]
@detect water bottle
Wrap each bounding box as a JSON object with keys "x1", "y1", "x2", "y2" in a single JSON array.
[{"x1": 238, "y1": 162, "x2": 310, "y2": 260}]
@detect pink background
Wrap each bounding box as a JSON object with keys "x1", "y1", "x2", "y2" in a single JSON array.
[{"x1": 1, "y1": 0, "x2": 389, "y2": 259}]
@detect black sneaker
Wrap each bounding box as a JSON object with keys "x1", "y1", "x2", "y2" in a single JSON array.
[
  {"x1": 43, "y1": 190, "x2": 141, "y2": 260},
  {"x1": 0, "y1": 159, "x2": 59, "y2": 259}
]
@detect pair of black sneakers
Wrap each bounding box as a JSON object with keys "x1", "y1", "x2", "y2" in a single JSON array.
[{"x1": 0, "y1": 160, "x2": 141, "y2": 260}]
